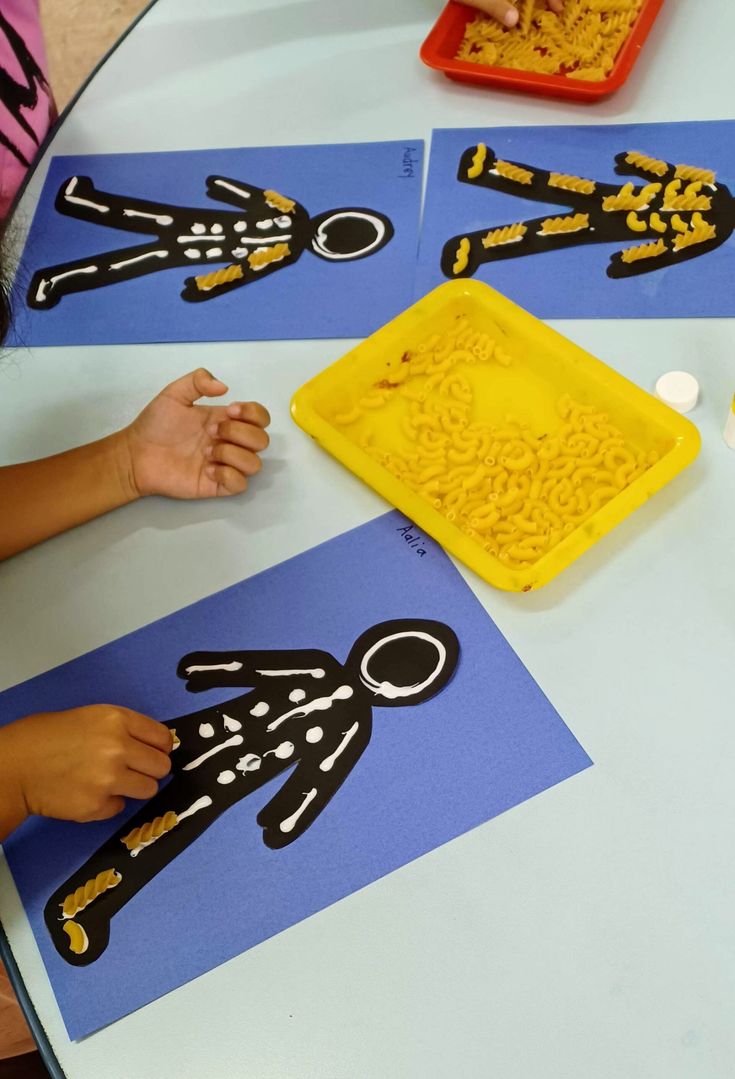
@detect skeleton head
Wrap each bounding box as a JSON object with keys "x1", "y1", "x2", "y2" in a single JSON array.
[
  {"x1": 309, "y1": 209, "x2": 394, "y2": 262},
  {"x1": 346, "y1": 620, "x2": 459, "y2": 707}
]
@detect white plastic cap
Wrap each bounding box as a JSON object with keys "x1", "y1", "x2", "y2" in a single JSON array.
[{"x1": 655, "y1": 370, "x2": 699, "y2": 414}]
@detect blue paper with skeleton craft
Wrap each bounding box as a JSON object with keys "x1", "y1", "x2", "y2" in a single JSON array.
[
  {"x1": 417, "y1": 121, "x2": 735, "y2": 318},
  {"x1": 9, "y1": 140, "x2": 423, "y2": 346},
  {"x1": 0, "y1": 512, "x2": 591, "y2": 1039}
]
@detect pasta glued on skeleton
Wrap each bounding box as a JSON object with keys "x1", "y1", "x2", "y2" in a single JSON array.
[{"x1": 455, "y1": 0, "x2": 644, "y2": 82}]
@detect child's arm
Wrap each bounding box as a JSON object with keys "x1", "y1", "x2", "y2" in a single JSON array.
[
  {"x1": 462, "y1": 0, "x2": 563, "y2": 28},
  {"x1": 0, "y1": 706, "x2": 173, "y2": 842},
  {"x1": 0, "y1": 368, "x2": 270, "y2": 561}
]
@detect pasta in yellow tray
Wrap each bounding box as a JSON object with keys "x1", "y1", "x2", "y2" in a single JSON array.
[{"x1": 456, "y1": 0, "x2": 644, "y2": 82}]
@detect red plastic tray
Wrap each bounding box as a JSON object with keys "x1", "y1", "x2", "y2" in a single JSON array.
[{"x1": 420, "y1": 0, "x2": 665, "y2": 102}]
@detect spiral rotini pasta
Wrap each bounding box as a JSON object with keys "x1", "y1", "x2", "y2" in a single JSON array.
[
  {"x1": 122, "y1": 811, "x2": 178, "y2": 854},
  {"x1": 331, "y1": 319, "x2": 657, "y2": 570},
  {"x1": 539, "y1": 213, "x2": 589, "y2": 235},
  {"x1": 674, "y1": 163, "x2": 716, "y2": 186},
  {"x1": 603, "y1": 182, "x2": 661, "y2": 212},
  {"x1": 453, "y1": 237, "x2": 471, "y2": 273},
  {"x1": 248, "y1": 243, "x2": 291, "y2": 271},
  {"x1": 61, "y1": 869, "x2": 122, "y2": 919},
  {"x1": 495, "y1": 160, "x2": 534, "y2": 185},
  {"x1": 194, "y1": 264, "x2": 244, "y2": 293},
  {"x1": 467, "y1": 143, "x2": 488, "y2": 179},
  {"x1": 620, "y1": 238, "x2": 667, "y2": 263},
  {"x1": 624, "y1": 151, "x2": 668, "y2": 178},
  {"x1": 482, "y1": 222, "x2": 527, "y2": 247},
  {"x1": 548, "y1": 172, "x2": 597, "y2": 195},
  {"x1": 455, "y1": 0, "x2": 644, "y2": 82}
]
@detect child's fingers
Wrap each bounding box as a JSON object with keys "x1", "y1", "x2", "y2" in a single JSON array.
[
  {"x1": 224, "y1": 401, "x2": 271, "y2": 428},
  {"x1": 546, "y1": 0, "x2": 563, "y2": 11},
  {"x1": 205, "y1": 463, "x2": 249, "y2": 496},
  {"x1": 116, "y1": 770, "x2": 160, "y2": 801},
  {"x1": 208, "y1": 441, "x2": 263, "y2": 477},
  {"x1": 210, "y1": 419, "x2": 270, "y2": 453},
  {"x1": 124, "y1": 710, "x2": 174, "y2": 753},
  {"x1": 162, "y1": 368, "x2": 228, "y2": 406},
  {"x1": 464, "y1": 0, "x2": 519, "y2": 27},
  {"x1": 126, "y1": 741, "x2": 172, "y2": 781},
  {"x1": 88, "y1": 797, "x2": 126, "y2": 821}
]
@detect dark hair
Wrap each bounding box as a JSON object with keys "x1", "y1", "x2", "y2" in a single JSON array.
[{"x1": 0, "y1": 269, "x2": 11, "y2": 345}]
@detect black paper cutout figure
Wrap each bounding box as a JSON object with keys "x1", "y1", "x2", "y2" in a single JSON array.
[
  {"x1": 27, "y1": 174, "x2": 395, "y2": 309},
  {"x1": 45, "y1": 619, "x2": 459, "y2": 966},
  {"x1": 442, "y1": 144, "x2": 732, "y2": 281}
]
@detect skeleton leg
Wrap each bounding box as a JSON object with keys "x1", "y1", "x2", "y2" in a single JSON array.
[
  {"x1": 441, "y1": 211, "x2": 619, "y2": 279},
  {"x1": 54, "y1": 175, "x2": 184, "y2": 234},
  {"x1": 257, "y1": 717, "x2": 371, "y2": 849},
  {"x1": 607, "y1": 229, "x2": 732, "y2": 278},
  {"x1": 28, "y1": 242, "x2": 183, "y2": 308},
  {"x1": 457, "y1": 143, "x2": 621, "y2": 207}
]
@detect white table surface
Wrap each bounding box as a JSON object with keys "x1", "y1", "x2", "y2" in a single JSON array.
[{"x1": 1, "y1": 1, "x2": 734, "y2": 1076}]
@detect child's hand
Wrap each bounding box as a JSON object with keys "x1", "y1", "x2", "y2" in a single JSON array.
[
  {"x1": 463, "y1": 0, "x2": 563, "y2": 27},
  {"x1": 122, "y1": 368, "x2": 271, "y2": 500},
  {"x1": 0, "y1": 705, "x2": 173, "y2": 835}
]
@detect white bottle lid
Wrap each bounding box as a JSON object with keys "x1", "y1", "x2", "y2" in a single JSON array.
[{"x1": 655, "y1": 370, "x2": 699, "y2": 414}]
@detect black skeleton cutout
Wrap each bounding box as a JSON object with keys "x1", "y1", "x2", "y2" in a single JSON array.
[
  {"x1": 442, "y1": 144, "x2": 732, "y2": 282},
  {"x1": 27, "y1": 174, "x2": 395, "y2": 309},
  {"x1": 45, "y1": 619, "x2": 459, "y2": 966}
]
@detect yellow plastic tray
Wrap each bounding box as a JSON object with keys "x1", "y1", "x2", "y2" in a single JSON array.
[{"x1": 290, "y1": 280, "x2": 700, "y2": 591}]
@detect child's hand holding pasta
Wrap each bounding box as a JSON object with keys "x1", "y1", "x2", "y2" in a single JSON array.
[{"x1": 461, "y1": 0, "x2": 563, "y2": 28}]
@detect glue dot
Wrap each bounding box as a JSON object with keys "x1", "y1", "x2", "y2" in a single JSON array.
[{"x1": 655, "y1": 371, "x2": 699, "y2": 414}]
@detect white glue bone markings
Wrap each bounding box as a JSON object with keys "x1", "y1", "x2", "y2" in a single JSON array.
[
  {"x1": 360, "y1": 631, "x2": 446, "y2": 700},
  {"x1": 236, "y1": 753, "x2": 262, "y2": 774},
  {"x1": 264, "y1": 741, "x2": 295, "y2": 761},
  {"x1": 64, "y1": 177, "x2": 109, "y2": 214},
  {"x1": 250, "y1": 701, "x2": 269, "y2": 718},
  {"x1": 217, "y1": 770, "x2": 236, "y2": 785},
  {"x1": 312, "y1": 212, "x2": 385, "y2": 260},
  {"x1": 267, "y1": 686, "x2": 353, "y2": 733},
  {"x1": 177, "y1": 234, "x2": 229, "y2": 244},
  {"x1": 213, "y1": 179, "x2": 252, "y2": 200},
  {"x1": 198, "y1": 723, "x2": 215, "y2": 739},
  {"x1": 110, "y1": 250, "x2": 168, "y2": 271},
  {"x1": 306, "y1": 727, "x2": 323, "y2": 744},
  {"x1": 223, "y1": 714, "x2": 242, "y2": 733},
  {"x1": 183, "y1": 734, "x2": 243, "y2": 771},
  {"x1": 123, "y1": 208, "x2": 174, "y2": 226},
  {"x1": 319, "y1": 722, "x2": 360, "y2": 772},
  {"x1": 289, "y1": 689, "x2": 306, "y2": 703},
  {"x1": 257, "y1": 667, "x2": 326, "y2": 679},
  {"x1": 35, "y1": 266, "x2": 98, "y2": 305},
  {"x1": 185, "y1": 661, "x2": 243, "y2": 675},
  {"x1": 280, "y1": 788, "x2": 318, "y2": 834}
]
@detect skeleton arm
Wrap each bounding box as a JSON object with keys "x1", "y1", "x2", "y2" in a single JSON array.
[{"x1": 177, "y1": 650, "x2": 338, "y2": 692}]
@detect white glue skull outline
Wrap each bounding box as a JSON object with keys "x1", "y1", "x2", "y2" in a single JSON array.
[
  {"x1": 45, "y1": 619, "x2": 460, "y2": 966},
  {"x1": 442, "y1": 143, "x2": 732, "y2": 281},
  {"x1": 27, "y1": 174, "x2": 395, "y2": 309}
]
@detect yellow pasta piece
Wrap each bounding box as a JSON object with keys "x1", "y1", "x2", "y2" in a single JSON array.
[
  {"x1": 495, "y1": 160, "x2": 534, "y2": 185},
  {"x1": 620, "y1": 239, "x2": 667, "y2": 263},
  {"x1": 63, "y1": 921, "x2": 89, "y2": 956},
  {"x1": 248, "y1": 243, "x2": 291, "y2": 271},
  {"x1": 674, "y1": 163, "x2": 716, "y2": 186},
  {"x1": 671, "y1": 214, "x2": 688, "y2": 233},
  {"x1": 517, "y1": 0, "x2": 535, "y2": 35},
  {"x1": 548, "y1": 172, "x2": 597, "y2": 195},
  {"x1": 61, "y1": 869, "x2": 122, "y2": 919},
  {"x1": 194, "y1": 263, "x2": 243, "y2": 293},
  {"x1": 481, "y1": 222, "x2": 527, "y2": 248},
  {"x1": 334, "y1": 405, "x2": 363, "y2": 426},
  {"x1": 626, "y1": 211, "x2": 647, "y2": 232},
  {"x1": 264, "y1": 189, "x2": 295, "y2": 213},
  {"x1": 624, "y1": 151, "x2": 668, "y2": 177},
  {"x1": 649, "y1": 212, "x2": 667, "y2": 234},
  {"x1": 170, "y1": 729, "x2": 180, "y2": 749},
  {"x1": 467, "y1": 143, "x2": 488, "y2": 179},
  {"x1": 603, "y1": 181, "x2": 660, "y2": 212},
  {"x1": 453, "y1": 237, "x2": 471, "y2": 275},
  {"x1": 539, "y1": 213, "x2": 589, "y2": 235},
  {"x1": 122, "y1": 811, "x2": 178, "y2": 853},
  {"x1": 672, "y1": 220, "x2": 717, "y2": 252}
]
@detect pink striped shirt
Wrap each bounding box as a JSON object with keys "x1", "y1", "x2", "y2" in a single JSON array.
[{"x1": 0, "y1": 0, "x2": 55, "y2": 220}]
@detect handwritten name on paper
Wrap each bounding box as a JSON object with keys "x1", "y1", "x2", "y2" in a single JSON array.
[
  {"x1": 400, "y1": 147, "x2": 419, "y2": 179},
  {"x1": 396, "y1": 524, "x2": 427, "y2": 557}
]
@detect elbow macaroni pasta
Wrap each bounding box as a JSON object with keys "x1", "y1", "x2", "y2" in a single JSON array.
[
  {"x1": 455, "y1": 0, "x2": 644, "y2": 82},
  {"x1": 331, "y1": 318, "x2": 658, "y2": 570}
]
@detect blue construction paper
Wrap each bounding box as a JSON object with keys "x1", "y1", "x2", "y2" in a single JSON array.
[
  {"x1": 417, "y1": 121, "x2": 735, "y2": 319},
  {"x1": 9, "y1": 141, "x2": 423, "y2": 346},
  {"x1": 0, "y1": 512, "x2": 591, "y2": 1040}
]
